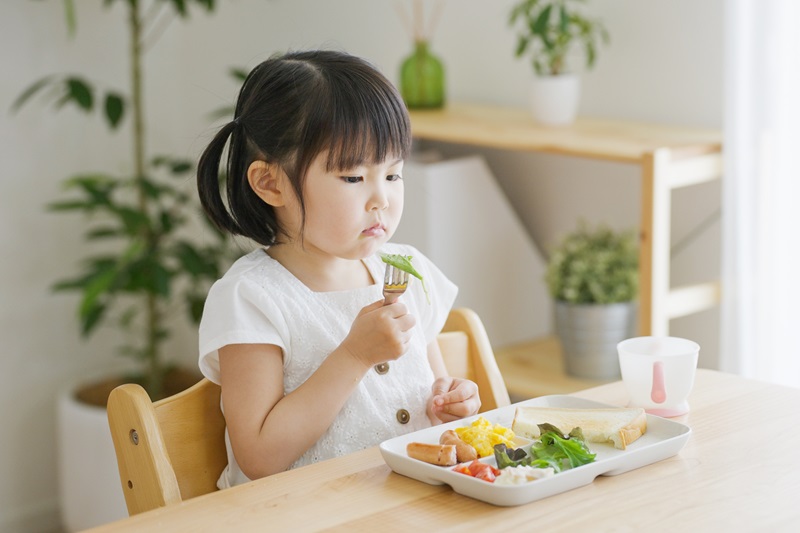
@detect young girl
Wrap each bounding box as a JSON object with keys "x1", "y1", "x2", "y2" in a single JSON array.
[{"x1": 195, "y1": 50, "x2": 481, "y2": 489}]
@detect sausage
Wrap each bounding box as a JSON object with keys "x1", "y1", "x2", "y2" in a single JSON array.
[
  {"x1": 406, "y1": 442, "x2": 457, "y2": 466},
  {"x1": 440, "y1": 430, "x2": 478, "y2": 463}
]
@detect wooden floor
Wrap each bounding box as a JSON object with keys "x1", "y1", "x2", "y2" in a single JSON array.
[{"x1": 493, "y1": 335, "x2": 612, "y2": 402}]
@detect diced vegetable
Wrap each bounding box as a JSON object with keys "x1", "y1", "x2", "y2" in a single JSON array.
[{"x1": 453, "y1": 460, "x2": 501, "y2": 483}]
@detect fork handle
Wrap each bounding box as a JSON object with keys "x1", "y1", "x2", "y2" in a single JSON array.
[{"x1": 383, "y1": 293, "x2": 400, "y2": 305}]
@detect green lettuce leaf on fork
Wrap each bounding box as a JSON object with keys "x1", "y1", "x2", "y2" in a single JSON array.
[{"x1": 379, "y1": 253, "x2": 430, "y2": 304}]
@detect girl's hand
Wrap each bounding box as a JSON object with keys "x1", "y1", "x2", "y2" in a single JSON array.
[
  {"x1": 340, "y1": 299, "x2": 416, "y2": 368},
  {"x1": 428, "y1": 377, "x2": 481, "y2": 423}
]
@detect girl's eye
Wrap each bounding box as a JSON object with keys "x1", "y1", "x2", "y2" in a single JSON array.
[
  {"x1": 341, "y1": 176, "x2": 362, "y2": 183},
  {"x1": 387, "y1": 174, "x2": 402, "y2": 182}
]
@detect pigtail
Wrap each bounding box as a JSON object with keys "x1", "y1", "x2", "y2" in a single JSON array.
[{"x1": 197, "y1": 121, "x2": 241, "y2": 236}]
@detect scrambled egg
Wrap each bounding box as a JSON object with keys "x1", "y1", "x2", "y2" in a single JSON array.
[{"x1": 455, "y1": 417, "x2": 516, "y2": 457}]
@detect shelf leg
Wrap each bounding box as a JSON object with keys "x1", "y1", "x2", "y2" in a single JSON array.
[{"x1": 640, "y1": 148, "x2": 672, "y2": 336}]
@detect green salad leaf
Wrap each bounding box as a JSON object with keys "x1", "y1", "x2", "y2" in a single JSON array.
[
  {"x1": 493, "y1": 423, "x2": 596, "y2": 473},
  {"x1": 532, "y1": 424, "x2": 596, "y2": 472},
  {"x1": 379, "y1": 253, "x2": 430, "y2": 304}
]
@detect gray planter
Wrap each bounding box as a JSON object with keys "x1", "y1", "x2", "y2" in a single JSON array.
[{"x1": 554, "y1": 301, "x2": 636, "y2": 380}]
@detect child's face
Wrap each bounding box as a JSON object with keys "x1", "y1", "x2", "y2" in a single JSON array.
[{"x1": 283, "y1": 150, "x2": 404, "y2": 260}]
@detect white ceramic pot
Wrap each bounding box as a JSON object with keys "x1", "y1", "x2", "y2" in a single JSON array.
[
  {"x1": 57, "y1": 386, "x2": 128, "y2": 532},
  {"x1": 529, "y1": 74, "x2": 581, "y2": 126}
]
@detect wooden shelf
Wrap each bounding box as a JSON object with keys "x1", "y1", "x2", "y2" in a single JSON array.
[
  {"x1": 408, "y1": 103, "x2": 724, "y2": 337},
  {"x1": 408, "y1": 103, "x2": 722, "y2": 164},
  {"x1": 494, "y1": 335, "x2": 612, "y2": 401}
]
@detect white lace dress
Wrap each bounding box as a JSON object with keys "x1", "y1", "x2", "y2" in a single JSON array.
[{"x1": 198, "y1": 243, "x2": 458, "y2": 488}]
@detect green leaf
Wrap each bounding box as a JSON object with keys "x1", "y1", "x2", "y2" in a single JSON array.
[
  {"x1": 532, "y1": 4, "x2": 552, "y2": 34},
  {"x1": 170, "y1": 0, "x2": 188, "y2": 16},
  {"x1": 65, "y1": 78, "x2": 93, "y2": 110},
  {"x1": 81, "y1": 302, "x2": 106, "y2": 336},
  {"x1": 586, "y1": 42, "x2": 596, "y2": 68},
  {"x1": 151, "y1": 262, "x2": 172, "y2": 297},
  {"x1": 193, "y1": 0, "x2": 215, "y2": 12},
  {"x1": 119, "y1": 306, "x2": 137, "y2": 328},
  {"x1": 79, "y1": 264, "x2": 119, "y2": 326},
  {"x1": 515, "y1": 36, "x2": 529, "y2": 58},
  {"x1": 112, "y1": 206, "x2": 150, "y2": 234},
  {"x1": 10, "y1": 75, "x2": 57, "y2": 113},
  {"x1": 229, "y1": 66, "x2": 249, "y2": 81},
  {"x1": 170, "y1": 160, "x2": 192, "y2": 174},
  {"x1": 159, "y1": 211, "x2": 175, "y2": 233},
  {"x1": 174, "y1": 242, "x2": 218, "y2": 278},
  {"x1": 104, "y1": 92, "x2": 125, "y2": 128},
  {"x1": 138, "y1": 177, "x2": 165, "y2": 199},
  {"x1": 62, "y1": 174, "x2": 118, "y2": 207},
  {"x1": 151, "y1": 156, "x2": 194, "y2": 175},
  {"x1": 47, "y1": 200, "x2": 95, "y2": 212},
  {"x1": 379, "y1": 253, "x2": 430, "y2": 304},
  {"x1": 63, "y1": 0, "x2": 77, "y2": 37},
  {"x1": 86, "y1": 227, "x2": 123, "y2": 239},
  {"x1": 186, "y1": 292, "x2": 207, "y2": 323},
  {"x1": 207, "y1": 105, "x2": 235, "y2": 121},
  {"x1": 52, "y1": 276, "x2": 92, "y2": 292}
]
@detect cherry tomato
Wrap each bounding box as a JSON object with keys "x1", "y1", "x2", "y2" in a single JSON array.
[
  {"x1": 474, "y1": 468, "x2": 497, "y2": 482},
  {"x1": 452, "y1": 460, "x2": 500, "y2": 482},
  {"x1": 453, "y1": 464, "x2": 472, "y2": 475}
]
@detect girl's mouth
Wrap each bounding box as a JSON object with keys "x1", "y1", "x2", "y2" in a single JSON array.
[{"x1": 362, "y1": 223, "x2": 386, "y2": 237}]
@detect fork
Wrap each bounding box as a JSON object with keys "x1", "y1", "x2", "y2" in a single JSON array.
[{"x1": 382, "y1": 263, "x2": 410, "y2": 305}]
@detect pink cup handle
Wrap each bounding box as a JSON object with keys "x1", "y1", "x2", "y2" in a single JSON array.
[{"x1": 650, "y1": 361, "x2": 667, "y2": 404}]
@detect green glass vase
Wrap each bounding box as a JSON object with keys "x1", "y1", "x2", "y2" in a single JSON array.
[{"x1": 400, "y1": 41, "x2": 445, "y2": 109}]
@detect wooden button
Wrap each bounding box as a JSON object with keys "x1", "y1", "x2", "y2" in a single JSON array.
[
  {"x1": 374, "y1": 362, "x2": 390, "y2": 375},
  {"x1": 396, "y1": 409, "x2": 410, "y2": 424}
]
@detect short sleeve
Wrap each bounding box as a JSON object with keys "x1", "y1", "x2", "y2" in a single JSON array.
[{"x1": 198, "y1": 275, "x2": 289, "y2": 384}]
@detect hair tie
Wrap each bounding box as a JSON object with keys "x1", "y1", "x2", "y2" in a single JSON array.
[{"x1": 232, "y1": 117, "x2": 242, "y2": 128}]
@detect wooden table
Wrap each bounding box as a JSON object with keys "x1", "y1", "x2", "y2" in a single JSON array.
[
  {"x1": 86, "y1": 369, "x2": 800, "y2": 532},
  {"x1": 409, "y1": 103, "x2": 724, "y2": 337}
]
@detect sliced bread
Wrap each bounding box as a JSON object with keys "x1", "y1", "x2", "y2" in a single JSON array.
[{"x1": 511, "y1": 406, "x2": 647, "y2": 450}]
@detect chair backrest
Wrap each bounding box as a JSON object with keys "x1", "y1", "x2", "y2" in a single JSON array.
[
  {"x1": 107, "y1": 307, "x2": 509, "y2": 516},
  {"x1": 439, "y1": 307, "x2": 511, "y2": 412},
  {"x1": 107, "y1": 378, "x2": 227, "y2": 515}
]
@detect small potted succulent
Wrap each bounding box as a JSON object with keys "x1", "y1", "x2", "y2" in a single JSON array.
[
  {"x1": 509, "y1": 0, "x2": 609, "y2": 125},
  {"x1": 545, "y1": 222, "x2": 638, "y2": 379}
]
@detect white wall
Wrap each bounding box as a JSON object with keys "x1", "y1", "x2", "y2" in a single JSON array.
[{"x1": 0, "y1": 0, "x2": 723, "y2": 530}]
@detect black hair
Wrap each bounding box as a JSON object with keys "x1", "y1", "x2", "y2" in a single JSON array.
[{"x1": 196, "y1": 50, "x2": 412, "y2": 246}]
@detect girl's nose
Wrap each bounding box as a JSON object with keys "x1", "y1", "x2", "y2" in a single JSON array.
[{"x1": 367, "y1": 188, "x2": 389, "y2": 211}]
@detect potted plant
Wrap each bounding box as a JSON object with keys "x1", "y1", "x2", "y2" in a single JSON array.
[
  {"x1": 508, "y1": 0, "x2": 609, "y2": 125},
  {"x1": 545, "y1": 222, "x2": 638, "y2": 380},
  {"x1": 12, "y1": 1, "x2": 233, "y2": 529}
]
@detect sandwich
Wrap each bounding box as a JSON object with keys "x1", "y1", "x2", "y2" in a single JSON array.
[{"x1": 511, "y1": 406, "x2": 647, "y2": 450}]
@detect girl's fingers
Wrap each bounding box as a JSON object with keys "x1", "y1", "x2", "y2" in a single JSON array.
[
  {"x1": 440, "y1": 381, "x2": 477, "y2": 405},
  {"x1": 434, "y1": 398, "x2": 480, "y2": 421}
]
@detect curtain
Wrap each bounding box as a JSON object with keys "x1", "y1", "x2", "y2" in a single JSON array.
[{"x1": 721, "y1": 0, "x2": 800, "y2": 387}]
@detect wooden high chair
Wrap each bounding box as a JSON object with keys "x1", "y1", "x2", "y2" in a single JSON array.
[{"x1": 107, "y1": 307, "x2": 510, "y2": 516}]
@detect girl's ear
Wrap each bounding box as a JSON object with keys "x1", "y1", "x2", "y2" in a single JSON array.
[{"x1": 247, "y1": 160, "x2": 285, "y2": 206}]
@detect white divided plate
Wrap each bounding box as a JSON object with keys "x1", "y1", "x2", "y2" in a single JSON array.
[{"x1": 379, "y1": 395, "x2": 691, "y2": 507}]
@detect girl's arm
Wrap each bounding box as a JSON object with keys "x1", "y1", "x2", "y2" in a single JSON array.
[
  {"x1": 219, "y1": 341, "x2": 369, "y2": 479},
  {"x1": 426, "y1": 339, "x2": 482, "y2": 424},
  {"x1": 219, "y1": 299, "x2": 414, "y2": 479}
]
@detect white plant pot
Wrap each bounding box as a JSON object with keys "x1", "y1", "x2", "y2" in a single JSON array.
[
  {"x1": 529, "y1": 74, "x2": 581, "y2": 126},
  {"x1": 57, "y1": 386, "x2": 128, "y2": 531}
]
